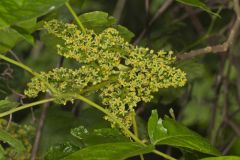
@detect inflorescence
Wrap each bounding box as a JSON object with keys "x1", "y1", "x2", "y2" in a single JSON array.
[{"x1": 25, "y1": 20, "x2": 187, "y2": 128}]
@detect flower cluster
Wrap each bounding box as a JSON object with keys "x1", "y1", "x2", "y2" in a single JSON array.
[{"x1": 25, "y1": 20, "x2": 187, "y2": 128}]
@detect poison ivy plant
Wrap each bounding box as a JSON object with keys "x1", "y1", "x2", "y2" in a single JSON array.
[
  {"x1": 148, "y1": 110, "x2": 220, "y2": 156},
  {"x1": 24, "y1": 19, "x2": 187, "y2": 130},
  {"x1": 0, "y1": 0, "x2": 238, "y2": 160}
]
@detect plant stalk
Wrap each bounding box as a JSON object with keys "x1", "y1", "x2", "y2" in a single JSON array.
[
  {"x1": 0, "y1": 54, "x2": 37, "y2": 76},
  {"x1": 0, "y1": 98, "x2": 55, "y2": 117},
  {"x1": 132, "y1": 112, "x2": 145, "y2": 160},
  {"x1": 65, "y1": 2, "x2": 86, "y2": 34},
  {"x1": 0, "y1": 54, "x2": 58, "y2": 94}
]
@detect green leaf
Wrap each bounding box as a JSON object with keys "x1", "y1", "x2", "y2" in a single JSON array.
[
  {"x1": 0, "y1": 130, "x2": 25, "y2": 153},
  {"x1": 201, "y1": 156, "x2": 240, "y2": 160},
  {"x1": 148, "y1": 110, "x2": 168, "y2": 145},
  {"x1": 0, "y1": 98, "x2": 19, "y2": 113},
  {"x1": 148, "y1": 110, "x2": 220, "y2": 156},
  {"x1": 11, "y1": 19, "x2": 37, "y2": 45},
  {"x1": 71, "y1": 126, "x2": 129, "y2": 146},
  {"x1": 0, "y1": 0, "x2": 68, "y2": 29},
  {"x1": 176, "y1": 0, "x2": 220, "y2": 17},
  {"x1": 0, "y1": 19, "x2": 36, "y2": 52},
  {"x1": 44, "y1": 142, "x2": 80, "y2": 160},
  {"x1": 0, "y1": 28, "x2": 21, "y2": 53},
  {"x1": 79, "y1": 11, "x2": 134, "y2": 41},
  {"x1": 63, "y1": 142, "x2": 154, "y2": 160},
  {"x1": 115, "y1": 25, "x2": 135, "y2": 42},
  {"x1": 79, "y1": 11, "x2": 116, "y2": 33}
]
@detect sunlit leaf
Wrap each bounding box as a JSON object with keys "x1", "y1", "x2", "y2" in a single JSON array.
[
  {"x1": 0, "y1": 0, "x2": 68, "y2": 29},
  {"x1": 148, "y1": 110, "x2": 220, "y2": 156}
]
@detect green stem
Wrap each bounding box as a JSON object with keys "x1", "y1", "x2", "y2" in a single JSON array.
[
  {"x1": 0, "y1": 54, "x2": 37, "y2": 76},
  {"x1": 0, "y1": 98, "x2": 55, "y2": 117},
  {"x1": 80, "y1": 75, "x2": 119, "y2": 94},
  {"x1": 65, "y1": 2, "x2": 86, "y2": 34},
  {"x1": 132, "y1": 111, "x2": 139, "y2": 138},
  {"x1": 132, "y1": 112, "x2": 144, "y2": 160},
  {"x1": 153, "y1": 150, "x2": 176, "y2": 160},
  {"x1": 140, "y1": 153, "x2": 145, "y2": 160}
]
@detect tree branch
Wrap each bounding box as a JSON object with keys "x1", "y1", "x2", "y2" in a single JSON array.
[{"x1": 177, "y1": 0, "x2": 240, "y2": 60}]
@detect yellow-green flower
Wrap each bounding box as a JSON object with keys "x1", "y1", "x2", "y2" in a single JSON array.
[{"x1": 25, "y1": 20, "x2": 187, "y2": 128}]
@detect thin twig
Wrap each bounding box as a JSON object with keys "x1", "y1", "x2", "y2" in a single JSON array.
[
  {"x1": 65, "y1": 2, "x2": 86, "y2": 34},
  {"x1": 6, "y1": 114, "x2": 12, "y2": 129},
  {"x1": 134, "y1": 0, "x2": 174, "y2": 44},
  {"x1": 9, "y1": 50, "x2": 22, "y2": 62},
  {"x1": 184, "y1": 6, "x2": 204, "y2": 35},
  {"x1": 149, "y1": 0, "x2": 174, "y2": 26},
  {"x1": 225, "y1": 118, "x2": 240, "y2": 136},
  {"x1": 177, "y1": 43, "x2": 228, "y2": 60},
  {"x1": 212, "y1": 57, "x2": 231, "y2": 144},
  {"x1": 30, "y1": 95, "x2": 52, "y2": 160},
  {"x1": 222, "y1": 137, "x2": 237, "y2": 155},
  {"x1": 30, "y1": 56, "x2": 65, "y2": 160},
  {"x1": 113, "y1": 0, "x2": 127, "y2": 22},
  {"x1": 145, "y1": 0, "x2": 149, "y2": 17},
  {"x1": 209, "y1": 56, "x2": 226, "y2": 144}
]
